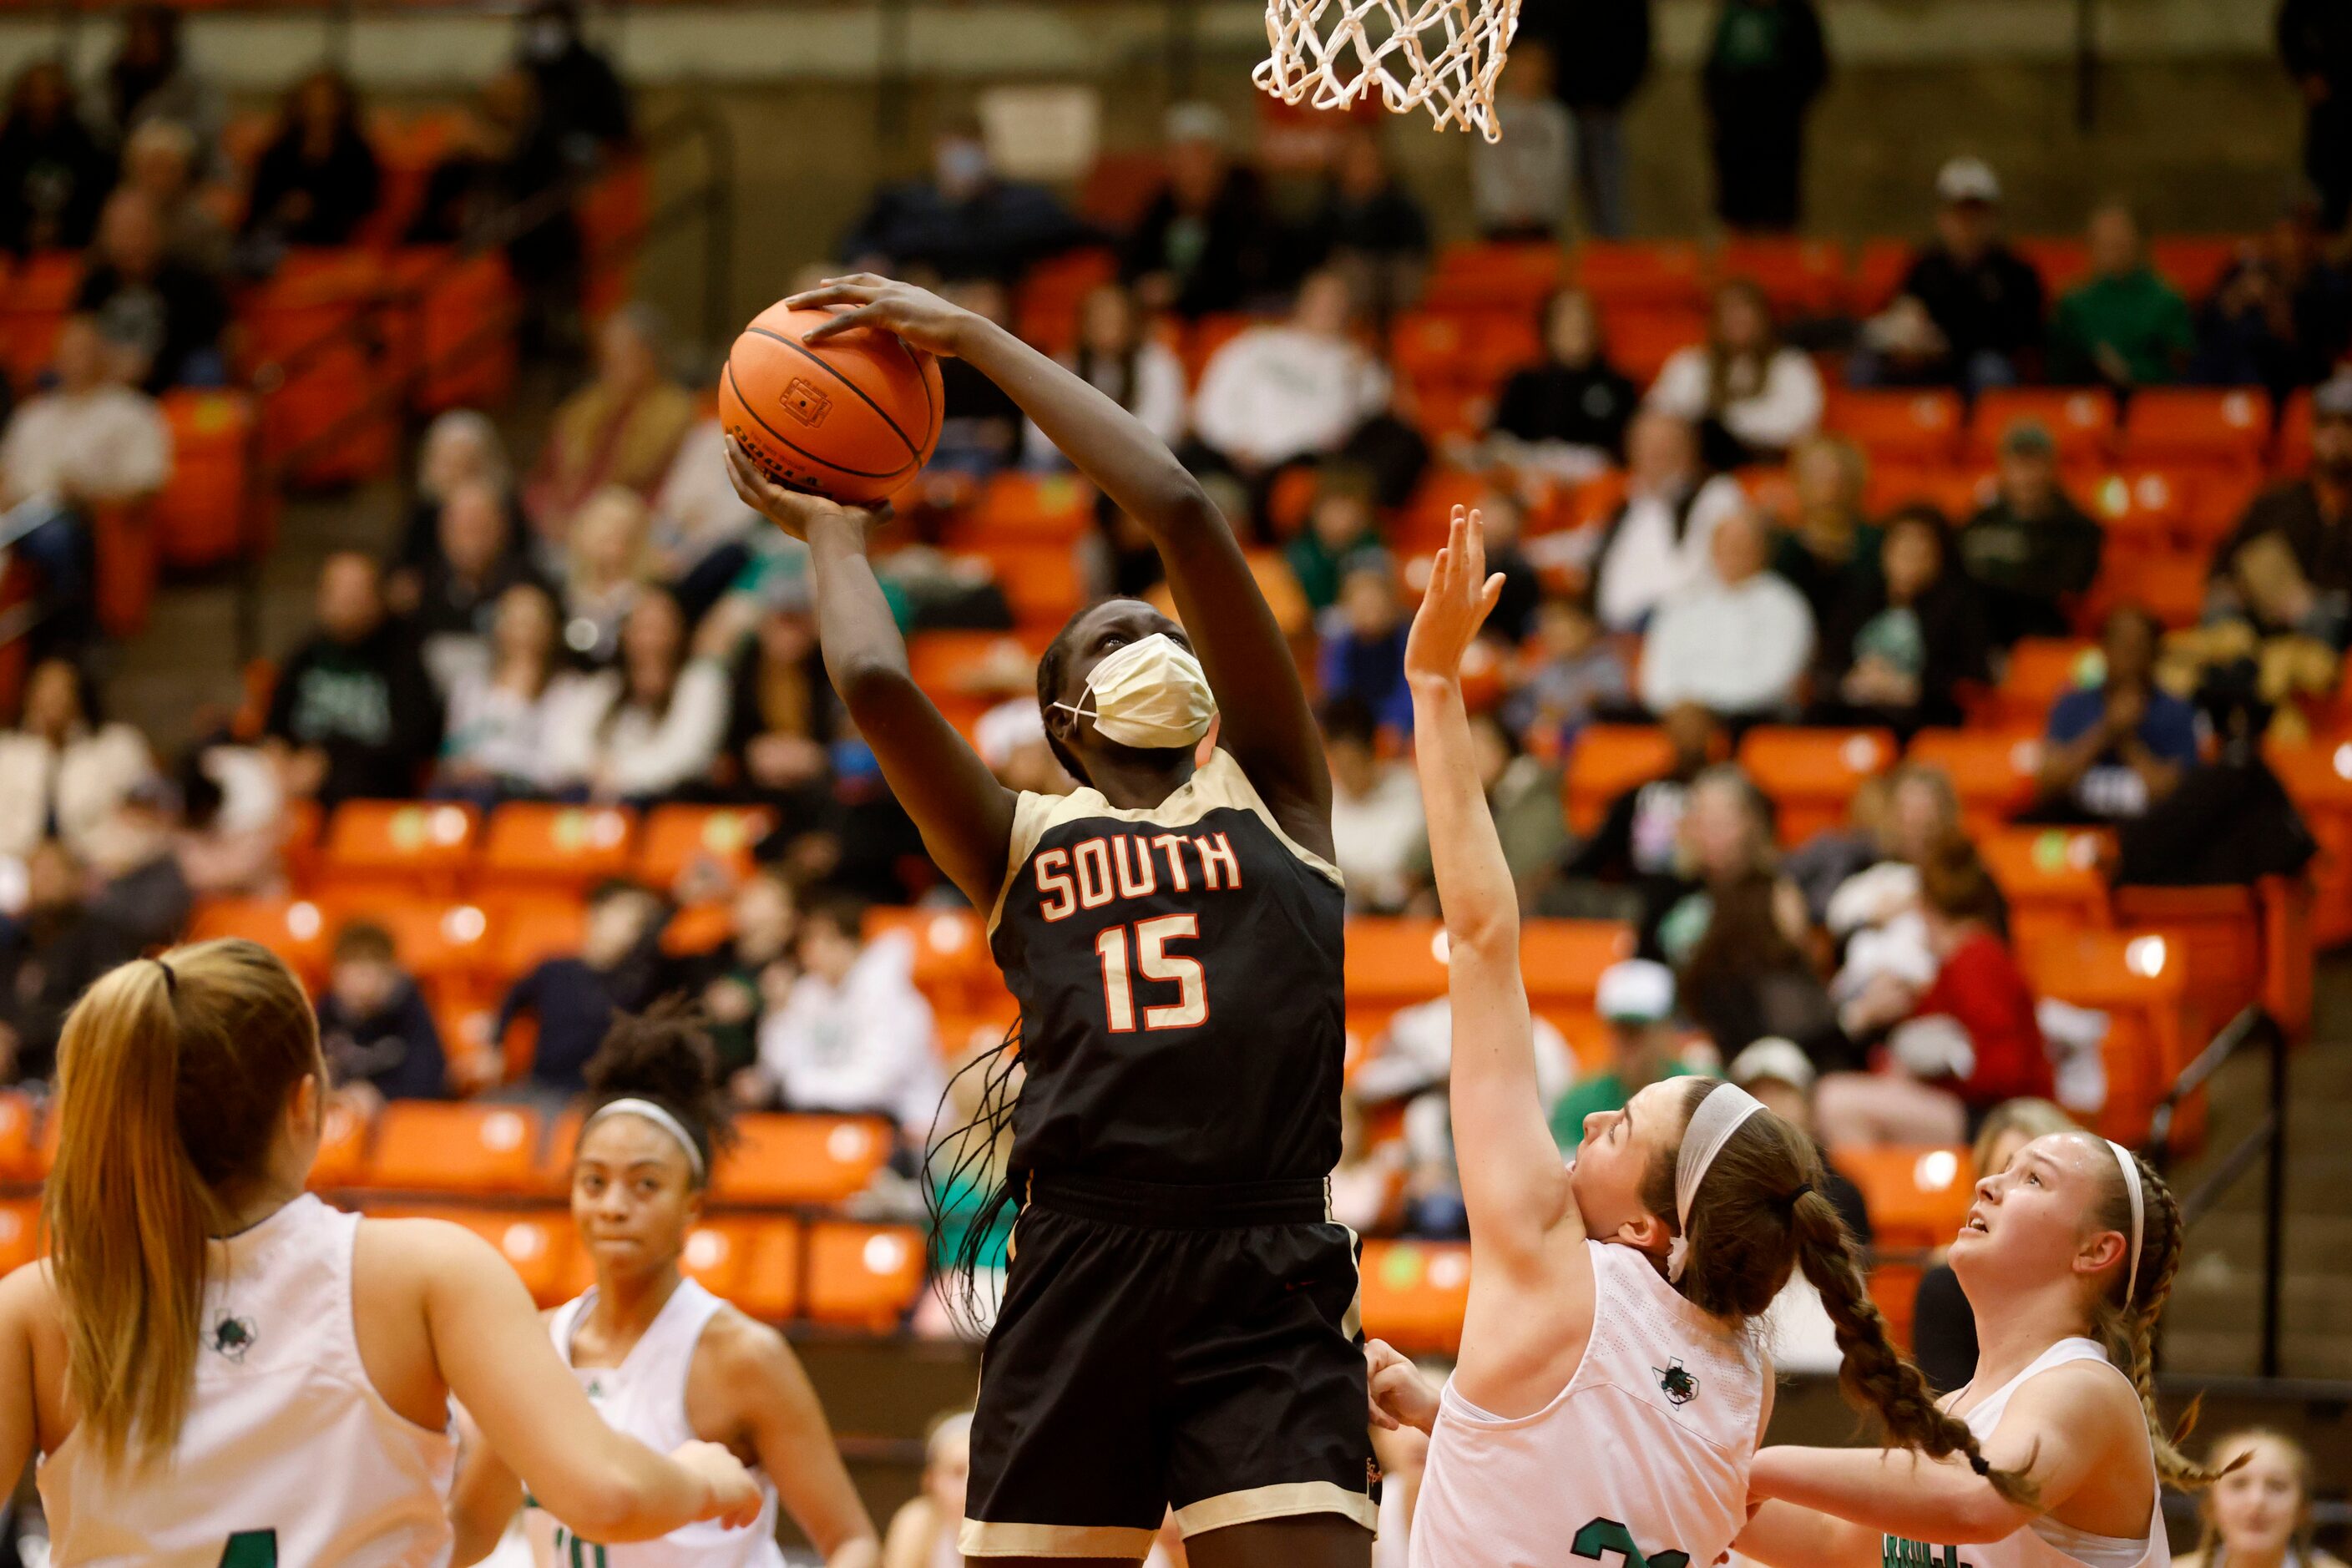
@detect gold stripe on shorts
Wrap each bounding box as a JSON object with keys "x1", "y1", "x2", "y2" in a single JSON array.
[
  {"x1": 959, "y1": 1519, "x2": 1158, "y2": 1559},
  {"x1": 1172, "y1": 1480, "x2": 1379, "y2": 1538}
]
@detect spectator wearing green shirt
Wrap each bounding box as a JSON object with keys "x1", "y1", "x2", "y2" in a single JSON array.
[
  {"x1": 1546, "y1": 957, "x2": 1698, "y2": 1150},
  {"x1": 1284, "y1": 464, "x2": 1384, "y2": 613},
  {"x1": 2049, "y1": 202, "x2": 2193, "y2": 389}
]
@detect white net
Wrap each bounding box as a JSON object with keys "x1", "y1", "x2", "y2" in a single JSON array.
[{"x1": 1255, "y1": 0, "x2": 1524, "y2": 142}]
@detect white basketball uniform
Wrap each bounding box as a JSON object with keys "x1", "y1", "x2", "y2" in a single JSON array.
[
  {"x1": 1409, "y1": 1240, "x2": 1767, "y2": 1568},
  {"x1": 524, "y1": 1278, "x2": 784, "y2": 1568},
  {"x1": 38, "y1": 1194, "x2": 458, "y2": 1566},
  {"x1": 1881, "y1": 1338, "x2": 2167, "y2": 1568}
]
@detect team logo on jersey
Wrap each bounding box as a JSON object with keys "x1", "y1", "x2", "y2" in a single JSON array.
[
  {"x1": 585, "y1": 1378, "x2": 607, "y2": 1399},
  {"x1": 1653, "y1": 1358, "x2": 1697, "y2": 1405},
  {"x1": 207, "y1": 1313, "x2": 257, "y2": 1363}
]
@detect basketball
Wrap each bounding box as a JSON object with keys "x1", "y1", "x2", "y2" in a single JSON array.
[{"x1": 719, "y1": 302, "x2": 944, "y2": 506}]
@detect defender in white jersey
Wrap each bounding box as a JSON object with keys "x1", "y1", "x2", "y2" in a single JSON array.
[
  {"x1": 453, "y1": 1007, "x2": 879, "y2": 1568},
  {"x1": 1368, "y1": 511, "x2": 2014, "y2": 1568},
  {"x1": 0, "y1": 940, "x2": 760, "y2": 1567},
  {"x1": 1740, "y1": 1132, "x2": 2221, "y2": 1568}
]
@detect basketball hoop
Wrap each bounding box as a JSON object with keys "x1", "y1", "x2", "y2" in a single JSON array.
[{"x1": 1255, "y1": 0, "x2": 1523, "y2": 142}]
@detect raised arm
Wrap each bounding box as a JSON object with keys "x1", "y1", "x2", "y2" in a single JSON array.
[
  {"x1": 724, "y1": 445, "x2": 1016, "y2": 910},
  {"x1": 788, "y1": 276, "x2": 1332, "y2": 857},
  {"x1": 1406, "y1": 508, "x2": 1577, "y2": 1262}
]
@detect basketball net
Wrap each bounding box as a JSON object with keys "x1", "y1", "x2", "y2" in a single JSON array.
[{"x1": 1255, "y1": 0, "x2": 1523, "y2": 142}]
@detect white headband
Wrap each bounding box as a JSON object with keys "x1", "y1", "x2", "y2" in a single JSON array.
[
  {"x1": 2104, "y1": 1139, "x2": 2144, "y2": 1308},
  {"x1": 585, "y1": 1097, "x2": 706, "y2": 1181},
  {"x1": 1667, "y1": 1083, "x2": 1767, "y2": 1283}
]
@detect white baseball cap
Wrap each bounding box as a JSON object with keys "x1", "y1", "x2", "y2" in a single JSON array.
[
  {"x1": 1596, "y1": 959, "x2": 1676, "y2": 1025},
  {"x1": 1727, "y1": 1036, "x2": 1816, "y2": 1094},
  {"x1": 1935, "y1": 156, "x2": 2001, "y2": 206}
]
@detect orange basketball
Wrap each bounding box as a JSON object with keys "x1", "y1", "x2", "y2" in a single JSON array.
[{"x1": 719, "y1": 303, "x2": 944, "y2": 506}]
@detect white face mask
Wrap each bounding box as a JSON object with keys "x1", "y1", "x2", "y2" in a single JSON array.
[{"x1": 1052, "y1": 632, "x2": 1216, "y2": 751}]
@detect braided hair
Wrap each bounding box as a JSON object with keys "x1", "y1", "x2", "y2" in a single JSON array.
[{"x1": 2084, "y1": 1141, "x2": 2229, "y2": 1490}]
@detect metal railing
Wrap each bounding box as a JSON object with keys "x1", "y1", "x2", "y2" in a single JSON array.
[
  {"x1": 230, "y1": 102, "x2": 736, "y2": 663},
  {"x1": 2147, "y1": 1004, "x2": 2291, "y2": 1378}
]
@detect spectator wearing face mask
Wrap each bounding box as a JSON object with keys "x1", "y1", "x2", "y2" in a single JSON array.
[
  {"x1": 262, "y1": 553, "x2": 443, "y2": 808},
  {"x1": 837, "y1": 118, "x2": 1087, "y2": 281}
]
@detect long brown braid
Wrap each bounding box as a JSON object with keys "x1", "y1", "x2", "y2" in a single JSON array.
[
  {"x1": 2085, "y1": 1142, "x2": 2232, "y2": 1490},
  {"x1": 1642, "y1": 1080, "x2": 2037, "y2": 1505}
]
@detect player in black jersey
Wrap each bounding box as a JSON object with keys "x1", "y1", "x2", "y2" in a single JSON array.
[{"x1": 725, "y1": 276, "x2": 1370, "y2": 1568}]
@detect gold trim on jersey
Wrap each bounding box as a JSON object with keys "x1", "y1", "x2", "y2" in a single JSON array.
[
  {"x1": 959, "y1": 1519, "x2": 1158, "y2": 1558},
  {"x1": 1171, "y1": 1480, "x2": 1378, "y2": 1538},
  {"x1": 987, "y1": 749, "x2": 1344, "y2": 936}
]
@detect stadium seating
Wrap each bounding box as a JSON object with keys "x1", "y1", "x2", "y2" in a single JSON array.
[
  {"x1": 1564, "y1": 725, "x2": 1677, "y2": 834},
  {"x1": 1358, "y1": 1239, "x2": 1472, "y2": 1354},
  {"x1": 710, "y1": 1115, "x2": 895, "y2": 1207},
  {"x1": 804, "y1": 1222, "x2": 928, "y2": 1331},
  {"x1": 364, "y1": 1102, "x2": 540, "y2": 1194},
  {"x1": 1738, "y1": 727, "x2": 1897, "y2": 844}
]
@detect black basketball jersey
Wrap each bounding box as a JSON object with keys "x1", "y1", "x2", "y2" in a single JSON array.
[{"x1": 988, "y1": 749, "x2": 1347, "y2": 1186}]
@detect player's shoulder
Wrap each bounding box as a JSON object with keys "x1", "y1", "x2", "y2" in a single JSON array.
[
  {"x1": 692, "y1": 1297, "x2": 793, "y2": 1380},
  {"x1": 0, "y1": 1257, "x2": 58, "y2": 1333},
  {"x1": 354, "y1": 1213, "x2": 518, "y2": 1292},
  {"x1": 2006, "y1": 1352, "x2": 2145, "y2": 1437}
]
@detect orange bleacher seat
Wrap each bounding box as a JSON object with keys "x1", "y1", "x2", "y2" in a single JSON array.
[
  {"x1": 867, "y1": 906, "x2": 994, "y2": 1012},
  {"x1": 155, "y1": 391, "x2": 264, "y2": 568},
  {"x1": 955, "y1": 473, "x2": 1096, "y2": 544},
  {"x1": 1399, "y1": 468, "x2": 1494, "y2": 553},
  {"x1": 974, "y1": 541, "x2": 1085, "y2": 628},
  {"x1": 2013, "y1": 236, "x2": 2091, "y2": 297},
  {"x1": 1518, "y1": 921, "x2": 1635, "y2": 1008},
  {"x1": 1737, "y1": 727, "x2": 1896, "y2": 844},
  {"x1": 308, "y1": 1098, "x2": 372, "y2": 1189},
  {"x1": 2118, "y1": 388, "x2": 2271, "y2": 470},
  {"x1": 0, "y1": 1091, "x2": 39, "y2": 1181},
  {"x1": 803, "y1": 1222, "x2": 926, "y2": 1330},
  {"x1": 488, "y1": 898, "x2": 589, "y2": 986},
  {"x1": 1980, "y1": 826, "x2": 2114, "y2": 948},
  {"x1": 1823, "y1": 389, "x2": 1963, "y2": 464},
  {"x1": 188, "y1": 897, "x2": 333, "y2": 988},
  {"x1": 906, "y1": 629, "x2": 1053, "y2": 701},
  {"x1": 1343, "y1": 918, "x2": 1452, "y2": 1011},
  {"x1": 681, "y1": 1217, "x2": 802, "y2": 1322},
  {"x1": 711, "y1": 1115, "x2": 893, "y2": 1206},
  {"x1": 1358, "y1": 1239, "x2": 1471, "y2": 1354},
  {"x1": 323, "y1": 800, "x2": 479, "y2": 896},
  {"x1": 1828, "y1": 1146, "x2": 1974, "y2": 1252},
  {"x1": 1904, "y1": 729, "x2": 2041, "y2": 833},
  {"x1": 1717, "y1": 235, "x2": 1846, "y2": 317},
  {"x1": 1993, "y1": 637, "x2": 2100, "y2": 725},
  {"x1": 1848, "y1": 239, "x2": 1914, "y2": 315},
  {"x1": 1965, "y1": 388, "x2": 2115, "y2": 463},
  {"x1": 397, "y1": 247, "x2": 522, "y2": 414},
  {"x1": 1864, "y1": 461, "x2": 1980, "y2": 520},
  {"x1": 0, "y1": 251, "x2": 80, "y2": 390},
  {"x1": 263, "y1": 338, "x2": 397, "y2": 488},
  {"x1": 1872, "y1": 1261, "x2": 1925, "y2": 1351},
  {"x1": 636, "y1": 804, "x2": 775, "y2": 893},
  {"x1": 2084, "y1": 552, "x2": 2208, "y2": 629},
  {"x1": 2077, "y1": 465, "x2": 2198, "y2": 550},
  {"x1": 2018, "y1": 929, "x2": 2190, "y2": 1146},
  {"x1": 0, "y1": 1200, "x2": 40, "y2": 1277},
  {"x1": 2277, "y1": 387, "x2": 2314, "y2": 473},
  {"x1": 1601, "y1": 304, "x2": 1707, "y2": 385},
  {"x1": 375, "y1": 1204, "x2": 577, "y2": 1307},
  {"x1": 1424, "y1": 241, "x2": 1564, "y2": 310},
  {"x1": 326, "y1": 898, "x2": 493, "y2": 989},
  {"x1": 1573, "y1": 240, "x2": 1706, "y2": 311},
  {"x1": 2264, "y1": 734, "x2": 2352, "y2": 944},
  {"x1": 1564, "y1": 725, "x2": 1674, "y2": 834},
  {"x1": 579, "y1": 157, "x2": 649, "y2": 324},
  {"x1": 1392, "y1": 311, "x2": 1479, "y2": 387},
  {"x1": 479, "y1": 804, "x2": 637, "y2": 894},
  {"x1": 2109, "y1": 884, "x2": 2263, "y2": 1027},
  {"x1": 363, "y1": 1102, "x2": 539, "y2": 1193},
  {"x1": 2147, "y1": 235, "x2": 2244, "y2": 304},
  {"x1": 86, "y1": 498, "x2": 159, "y2": 639}
]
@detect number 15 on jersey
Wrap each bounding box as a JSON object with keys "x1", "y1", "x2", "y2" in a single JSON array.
[{"x1": 1094, "y1": 915, "x2": 1207, "y2": 1032}]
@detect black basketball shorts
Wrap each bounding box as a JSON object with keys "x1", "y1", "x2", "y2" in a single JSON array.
[{"x1": 959, "y1": 1172, "x2": 1378, "y2": 1559}]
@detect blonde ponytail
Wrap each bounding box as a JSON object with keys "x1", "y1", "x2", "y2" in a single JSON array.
[{"x1": 43, "y1": 941, "x2": 321, "y2": 1469}]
